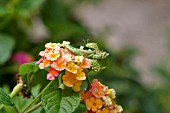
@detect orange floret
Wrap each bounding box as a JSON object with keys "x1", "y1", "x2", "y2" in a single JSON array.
[
  {"x1": 51, "y1": 58, "x2": 66, "y2": 71},
  {"x1": 85, "y1": 97, "x2": 103, "y2": 112},
  {"x1": 62, "y1": 71, "x2": 82, "y2": 92},
  {"x1": 91, "y1": 87, "x2": 104, "y2": 98},
  {"x1": 75, "y1": 67, "x2": 86, "y2": 80},
  {"x1": 90, "y1": 79, "x2": 105, "y2": 98},
  {"x1": 96, "y1": 108, "x2": 115, "y2": 113},
  {"x1": 66, "y1": 62, "x2": 78, "y2": 74},
  {"x1": 91, "y1": 79, "x2": 105, "y2": 90},
  {"x1": 81, "y1": 58, "x2": 91, "y2": 68},
  {"x1": 81, "y1": 91, "x2": 94, "y2": 102},
  {"x1": 39, "y1": 59, "x2": 52, "y2": 69},
  {"x1": 62, "y1": 71, "x2": 74, "y2": 87},
  {"x1": 72, "y1": 82, "x2": 82, "y2": 92}
]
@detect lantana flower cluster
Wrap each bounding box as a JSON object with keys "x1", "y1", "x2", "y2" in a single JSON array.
[
  {"x1": 81, "y1": 79, "x2": 123, "y2": 113},
  {"x1": 36, "y1": 42, "x2": 91, "y2": 91}
]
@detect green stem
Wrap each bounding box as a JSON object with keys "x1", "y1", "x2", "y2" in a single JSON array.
[
  {"x1": 30, "y1": 73, "x2": 35, "y2": 83},
  {"x1": 14, "y1": 106, "x2": 20, "y2": 113},
  {"x1": 25, "y1": 102, "x2": 42, "y2": 113},
  {"x1": 86, "y1": 73, "x2": 91, "y2": 90},
  {"x1": 22, "y1": 80, "x2": 54, "y2": 113}
]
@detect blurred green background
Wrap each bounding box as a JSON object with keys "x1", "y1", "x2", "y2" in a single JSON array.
[{"x1": 0, "y1": 0, "x2": 170, "y2": 113}]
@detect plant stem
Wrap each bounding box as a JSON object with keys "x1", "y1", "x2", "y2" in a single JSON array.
[
  {"x1": 25, "y1": 102, "x2": 42, "y2": 113},
  {"x1": 22, "y1": 80, "x2": 54, "y2": 113},
  {"x1": 14, "y1": 106, "x2": 20, "y2": 113},
  {"x1": 86, "y1": 73, "x2": 91, "y2": 90},
  {"x1": 30, "y1": 73, "x2": 35, "y2": 83}
]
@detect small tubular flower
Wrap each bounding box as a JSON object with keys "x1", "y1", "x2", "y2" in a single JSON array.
[
  {"x1": 105, "y1": 88, "x2": 116, "y2": 99},
  {"x1": 45, "y1": 51, "x2": 60, "y2": 61},
  {"x1": 91, "y1": 87, "x2": 104, "y2": 98},
  {"x1": 47, "y1": 68, "x2": 60, "y2": 80},
  {"x1": 51, "y1": 58, "x2": 66, "y2": 71},
  {"x1": 81, "y1": 91, "x2": 94, "y2": 102},
  {"x1": 85, "y1": 97, "x2": 103, "y2": 112},
  {"x1": 81, "y1": 58, "x2": 91, "y2": 68},
  {"x1": 39, "y1": 59, "x2": 51, "y2": 69},
  {"x1": 90, "y1": 79, "x2": 105, "y2": 98},
  {"x1": 72, "y1": 82, "x2": 82, "y2": 92},
  {"x1": 45, "y1": 42, "x2": 61, "y2": 49},
  {"x1": 62, "y1": 71, "x2": 83, "y2": 92},
  {"x1": 75, "y1": 67, "x2": 86, "y2": 80},
  {"x1": 62, "y1": 74, "x2": 73, "y2": 87},
  {"x1": 66, "y1": 61, "x2": 78, "y2": 74},
  {"x1": 75, "y1": 56, "x2": 84, "y2": 63},
  {"x1": 115, "y1": 105, "x2": 123, "y2": 113}
]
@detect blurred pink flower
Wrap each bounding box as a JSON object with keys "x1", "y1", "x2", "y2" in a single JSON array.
[{"x1": 11, "y1": 51, "x2": 34, "y2": 65}]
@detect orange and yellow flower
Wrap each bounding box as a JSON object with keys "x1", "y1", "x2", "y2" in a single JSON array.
[
  {"x1": 39, "y1": 59, "x2": 52, "y2": 69},
  {"x1": 62, "y1": 71, "x2": 82, "y2": 92},
  {"x1": 66, "y1": 61, "x2": 78, "y2": 74},
  {"x1": 75, "y1": 67, "x2": 86, "y2": 80},
  {"x1": 45, "y1": 42, "x2": 61, "y2": 50},
  {"x1": 72, "y1": 82, "x2": 82, "y2": 92},
  {"x1": 62, "y1": 71, "x2": 74, "y2": 87},
  {"x1": 90, "y1": 79, "x2": 105, "y2": 98},
  {"x1": 96, "y1": 108, "x2": 115, "y2": 113},
  {"x1": 80, "y1": 58, "x2": 91, "y2": 68},
  {"x1": 81, "y1": 79, "x2": 123, "y2": 113},
  {"x1": 91, "y1": 87, "x2": 104, "y2": 98},
  {"x1": 45, "y1": 51, "x2": 60, "y2": 61},
  {"x1": 51, "y1": 58, "x2": 66, "y2": 71},
  {"x1": 85, "y1": 97, "x2": 103, "y2": 112},
  {"x1": 75, "y1": 56, "x2": 84, "y2": 63},
  {"x1": 81, "y1": 91, "x2": 94, "y2": 102}
]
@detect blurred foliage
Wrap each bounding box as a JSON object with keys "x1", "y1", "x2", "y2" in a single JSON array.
[
  {"x1": 150, "y1": 28, "x2": 170, "y2": 113},
  {"x1": 0, "y1": 84, "x2": 42, "y2": 113},
  {"x1": 0, "y1": 0, "x2": 169, "y2": 113}
]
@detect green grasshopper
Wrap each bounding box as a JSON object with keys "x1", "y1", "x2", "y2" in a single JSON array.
[{"x1": 64, "y1": 42, "x2": 109, "y2": 60}]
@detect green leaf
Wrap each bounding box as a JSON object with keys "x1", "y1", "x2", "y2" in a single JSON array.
[
  {"x1": 19, "y1": 62, "x2": 39, "y2": 78},
  {"x1": 0, "y1": 88, "x2": 14, "y2": 106},
  {"x1": 41, "y1": 88, "x2": 80, "y2": 113},
  {"x1": 73, "y1": 102, "x2": 87, "y2": 113},
  {"x1": 0, "y1": 34, "x2": 15, "y2": 65}
]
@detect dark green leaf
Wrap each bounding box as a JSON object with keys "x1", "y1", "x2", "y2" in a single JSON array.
[
  {"x1": 19, "y1": 62, "x2": 39, "y2": 78},
  {"x1": 0, "y1": 34, "x2": 15, "y2": 65},
  {"x1": 41, "y1": 88, "x2": 80, "y2": 113},
  {"x1": 0, "y1": 88, "x2": 14, "y2": 106},
  {"x1": 73, "y1": 103, "x2": 87, "y2": 113}
]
